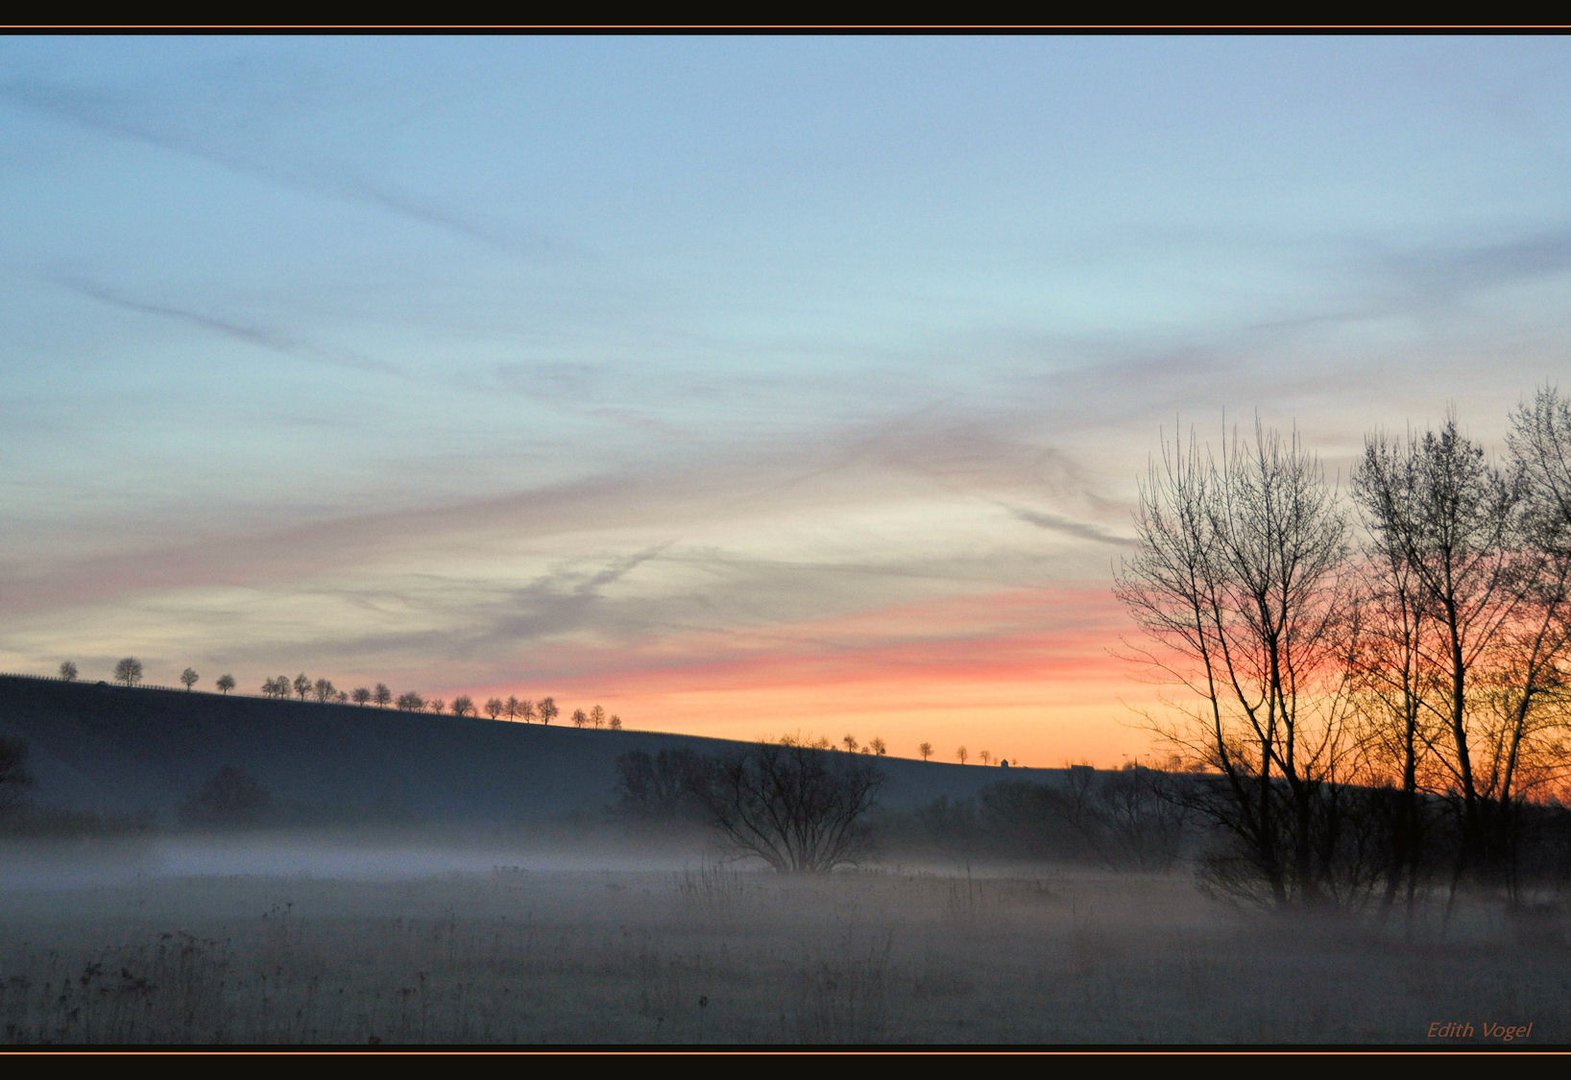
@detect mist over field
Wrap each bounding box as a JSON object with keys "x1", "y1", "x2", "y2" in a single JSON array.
[
  {"x1": 1, "y1": 677, "x2": 1568, "y2": 1047},
  {"x1": 7, "y1": 32, "x2": 1571, "y2": 1050}
]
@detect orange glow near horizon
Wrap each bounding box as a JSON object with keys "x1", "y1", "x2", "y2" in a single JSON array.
[{"x1": 465, "y1": 585, "x2": 1171, "y2": 768}]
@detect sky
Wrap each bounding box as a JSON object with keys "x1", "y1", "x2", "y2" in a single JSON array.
[{"x1": 3, "y1": 34, "x2": 1570, "y2": 767}]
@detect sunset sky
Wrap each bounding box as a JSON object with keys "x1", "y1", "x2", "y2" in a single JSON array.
[{"x1": 4, "y1": 34, "x2": 1570, "y2": 766}]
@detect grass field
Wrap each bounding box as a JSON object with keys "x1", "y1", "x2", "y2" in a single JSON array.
[{"x1": 1, "y1": 847, "x2": 1566, "y2": 1046}]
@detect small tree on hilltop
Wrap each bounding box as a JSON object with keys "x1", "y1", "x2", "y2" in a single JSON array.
[
  {"x1": 504, "y1": 695, "x2": 520, "y2": 722},
  {"x1": 538, "y1": 697, "x2": 558, "y2": 725},
  {"x1": 216, "y1": 674, "x2": 236, "y2": 695},
  {"x1": 181, "y1": 667, "x2": 199, "y2": 692},
  {"x1": 919, "y1": 741, "x2": 932, "y2": 762},
  {"x1": 113, "y1": 657, "x2": 143, "y2": 687},
  {"x1": 609, "y1": 714, "x2": 623, "y2": 731},
  {"x1": 58, "y1": 661, "x2": 78, "y2": 682},
  {"x1": 313, "y1": 678, "x2": 336, "y2": 703},
  {"x1": 485, "y1": 697, "x2": 504, "y2": 721},
  {"x1": 451, "y1": 695, "x2": 475, "y2": 718},
  {"x1": 429, "y1": 698, "x2": 445, "y2": 715},
  {"x1": 869, "y1": 737, "x2": 887, "y2": 756},
  {"x1": 519, "y1": 699, "x2": 536, "y2": 724},
  {"x1": 352, "y1": 686, "x2": 372, "y2": 707},
  {"x1": 293, "y1": 674, "x2": 310, "y2": 701},
  {"x1": 374, "y1": 683, "x2": 392, "y2": 709},
  {"x1": 590, "y1": 704, "x2": 606, "y2": 729},
  {"x1": 957, "y1": 747, "x2": 968, "y2": 765}
]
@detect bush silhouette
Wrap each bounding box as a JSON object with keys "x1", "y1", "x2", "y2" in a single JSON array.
[{"x1": 179, "y1": 765, "x2": 271, "y2": 828}]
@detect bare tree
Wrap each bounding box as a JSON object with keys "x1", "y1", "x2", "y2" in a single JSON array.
[
  {"x1": 428, "y1": 698, "x2": 445, "y2": 715},
  {"x1": 58, "y1": 661, "x2": 77, "y2": 682},
  {"x1": 1113, "y1": 419, "x2": 1355, "y2": 907},
  {"x1": 372, "y1": 683, "x2": 392, "y2": 708},
  {"x1": 352, "y1": 686, "x2": 372, "y2": 706},
  {"x1": 113, "y1": 657, "x2": 143, "y2": 687},
  {"x1": 1353, "y1": 411, "x2": 1550, "y2": 892},
  {"x1": 589, "y1": 704, "x2": 605, "y2": 729},
  {"x1": 956, "y1": 747, "x2": 968, "y2": 765},
  {"x1": 842, "y1": 735, "x2": 859, "y2": 753},
  {"x1": 485, "y1": 697, "x2": 504, "y2": 721},
  {"x1": 180, "y1": 667, "x2": 199, "y2": 692},
  {"x1": 609, "y1": 714, "x2": 623, "y2": 731},
  {"x1": 293, "y1": 674, "x2": 311, "y2": 701},
  {"x1": 980, "y1": 750, "x2": 992, "y2": 766},
  {"x1": 519, "y1": 698, "x2": 537, "y2": 724},
  {"x1": 538, "y1": 697, "x2": 557, "y2": 726},
  {"x1": 217, "y1": 674, "x2": 236, "y2": 696},
  {"x1": 919, "y1": 741, "x2": 933, "y2": 762},
  {"x1": 396, "y1": 691, "x2": 425, "y2": 712},
  {"x1": 451, "y1": 695, "x2": 475, "y2": 718},
  {"x1": 694, "y1": 742, "x2": 883, "y2": 873},
  {"x1": 504, "y1": 695, "x2": 521, "y2": 722},
  {"x1": 313, "y1": 678, "x2": 336, "y2": 703},
  {"x1": 571, "y1": 708, "x2": 588, "y2": 728}
]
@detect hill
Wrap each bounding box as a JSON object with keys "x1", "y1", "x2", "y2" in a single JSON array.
[{"x1": 0, "y1": 675, "x2": 1067, "y2": 828}]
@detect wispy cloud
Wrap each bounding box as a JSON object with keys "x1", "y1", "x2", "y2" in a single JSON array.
[
  {"x1": 0, "y1": 76, "x2": 563, "y2": 260},
  {"x1": 54, "y1": 276, "x2": 401, "y2": 375},
  {"x1": 995, "y1": 502, "x2": 1132, "y2": 546}
]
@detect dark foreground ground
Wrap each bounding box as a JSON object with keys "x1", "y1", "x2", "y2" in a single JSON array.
[{"x1": 1, "y1": 841, "x2": 1566, "y2": 1046}]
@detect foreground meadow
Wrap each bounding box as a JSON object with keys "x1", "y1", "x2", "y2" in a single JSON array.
[{"x1": 0, "y1": 857, "x2": 1565, "y2": 1046}]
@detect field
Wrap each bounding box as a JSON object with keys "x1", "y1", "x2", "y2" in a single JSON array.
[{"x1": 1, "y1": 841, "x2": 1566, "y2": 1046}]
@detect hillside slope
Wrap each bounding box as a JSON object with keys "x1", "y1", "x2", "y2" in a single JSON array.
[{"x1": 0, "y1": 676, "x2": 1064, "y2": 826}]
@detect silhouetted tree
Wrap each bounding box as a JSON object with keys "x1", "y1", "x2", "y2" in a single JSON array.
[
  {"x1": 504, "y1": 695, "x2": 521, "y2": 722},
  {"x1": 694, "y1": 742, "x2": 884, "y2": 873},
  {"x1": 374, "y1": 683, "x2": 392, "y2": 709},
  {"x1": 113, "y1": 657, "x2": 143, "y2": 687},
  {"x1": 216, "y1": 674, "x2": 236, "y2": 695},
  {"x1": 0, "y1": 736, "x2": 34, "y2": 816},
  {"x1": 519, "y1": 698, "x2": 537, "y2": 724},
  {"x1": 179, "y1": 765, "x2": 270, "y2": 829},
  {"x1": 842, "y1": 735, "x2": 859, "y2": 753},
  {"x1": 957, "y1": 747, "x2": 968, "y2": 765},
  {"x1": 451, "y1": 695, "x2": 475, "y2": 718},
  {"x1": 572, "y1": 708, "x2": 588, "y2": 728},
  {"x1": 1354, "y1": 412, "x2": 1537, "y2": 895},
  {"x1": 293, "y1": 673, "x2": 310, "y2": 701},
  {"x1": 609, "y1": 714, "x2": 623, "y2": 731},
  {"x1": 352, "y1": 686, "x2": 372, "y2": 706},
  {"x1": 485, "y1": 697, "x2": 504, "y2": 720},
  {"x1": 428, "y1": 698, "x2": 445, "y2": 715},
  {"x1": 614, "y1": 748, "x2": 714, "y2": 825},
  {"x1": 919, "y1": 741, "x2": 933, "y2": 762},
  {"x1": 979, "y1": 750, "x2": 992, "y2": 766},
  {"x1": 179, "y1": 667, "x2": 199, "y2": 691},
  {"x1": 538, "y1": 697, "x2": 557, "y2": 725},
  {"x1": 396, "y1": 691, "x2": 425, "y2": 712},
  {"x1": 313, "y1": 678, "x2": 336, "y2": 703},
  {"x1": 590, "y1": 704, "x2": 606, "y2": 729},
  {"x1": 1114, "y1": 419, "x2": 1356, "y2": 908},
  {"x1": 869, "y1": 737, "x2": 887, "y2": 756},
  {"x1": 58, "y1": 661, "x2": 77, "y2": 682},
  {"x1": 336, "y1": 690, "x2": 349, "y2": 704}
]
